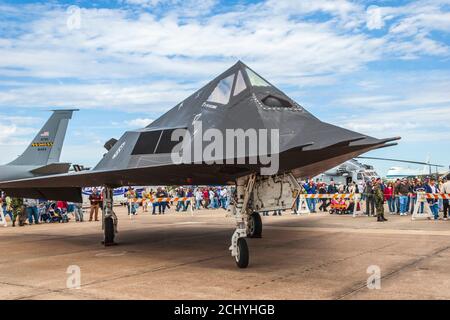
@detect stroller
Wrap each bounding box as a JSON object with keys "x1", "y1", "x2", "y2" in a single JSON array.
[
  {"x1": 329, "y1": 198, "x2": 350, "y2": 215},
  {"x1": 55, "y1": 207, "x2": 70, "y2": 223},
  {"x1": 46, "y1": 202, "x2": 69, "y2": 223}
]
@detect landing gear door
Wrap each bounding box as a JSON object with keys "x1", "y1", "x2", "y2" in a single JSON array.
[{"x1": 251, "y1": 173, "x2": 300, "y2": 212}]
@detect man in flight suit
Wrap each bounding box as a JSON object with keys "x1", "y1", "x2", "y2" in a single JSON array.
[
  {"x1": 374, "y1": 179, "x2": 387, "y2": 222},
  {"x1": 11, "y1": 197, "x2": 27, "y2": 227}
]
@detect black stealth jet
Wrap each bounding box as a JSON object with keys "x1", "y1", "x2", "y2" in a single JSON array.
[
  {"x1": 0, "y1": 61, "x2": 400, "y2": 268},
  {"x1": 0, "y1": 61, "x2": 398, "y2": 201}
]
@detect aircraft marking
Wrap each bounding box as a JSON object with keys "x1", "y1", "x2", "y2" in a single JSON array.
[{"x1": 31, "y1": 142, "x2": 53, "y2": 147}]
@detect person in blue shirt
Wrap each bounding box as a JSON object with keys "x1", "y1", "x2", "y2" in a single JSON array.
[{"x1": 303, "y1": 180, "x2": 317, "y2": 213}]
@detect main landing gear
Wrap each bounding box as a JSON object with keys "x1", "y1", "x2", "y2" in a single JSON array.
[
  {"x1": 247, "y1": 211, "x2": 262, "y2": 238},
  {"x1": 102, "y1": 186, "x2": 118, "y2": 246},
  {"x1": 228, "y1": 173, "x2": 301, "y2": 268}
]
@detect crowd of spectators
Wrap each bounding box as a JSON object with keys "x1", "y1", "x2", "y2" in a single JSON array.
[
  {"x1": 123, "y1": 186, "x2": 232, "y2": 216},
  {"x1": 297, "y1": 176, "x2": 450, "y2": 221},
  {"x1": 0, "y1": 192, "x2": 84, "y2": 227},
  {"x1": 1, "y1": 176, "x2": 449, "y2": 227}
]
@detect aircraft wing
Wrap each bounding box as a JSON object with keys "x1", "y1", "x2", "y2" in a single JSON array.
[{"x1": 0, "y1": 135, "x2": 398, "y2": 202}]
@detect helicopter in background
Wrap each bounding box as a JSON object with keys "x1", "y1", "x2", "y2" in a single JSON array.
[{"x1": 314, "y1": 158, "x2": 379, "y2": 189}]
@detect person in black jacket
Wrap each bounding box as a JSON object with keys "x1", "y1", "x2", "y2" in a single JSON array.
[
  {"x1": 327, "y1": 181, "x2": 338, "y2": 194},
  {"x1": 318, "y1": 183, "x2": 328, "y2": 212}
]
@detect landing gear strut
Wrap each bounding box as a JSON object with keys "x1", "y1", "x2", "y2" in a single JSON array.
[
  {"x1": 228, "y1": 173, "x2": 301, "y2": 268},
  {"x1": 102, "y1": 186, "x2": 118, "y2": 246},
  {"x1": 229, "y1": 174, "x2": 256, "y2": 268}
]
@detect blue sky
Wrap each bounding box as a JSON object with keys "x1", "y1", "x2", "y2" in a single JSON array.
[{"x1": 0, "y1": 0, "x2": 449, "y2": 176}]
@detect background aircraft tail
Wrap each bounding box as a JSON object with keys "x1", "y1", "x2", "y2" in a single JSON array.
[{"x1": 8, "y1": 109, "x2": 77, "y2": 166}]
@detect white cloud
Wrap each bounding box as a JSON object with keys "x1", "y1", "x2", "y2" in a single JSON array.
[
  {"x1": 124, "y1": 0, "x2": 217, "y2": 14},
  {"x1": 0, "y1": 2, "x2": 382, "y2": 84},
  {"x1": 125, "y1": 118, "x2": 154, "y2": 127},
  {"x1": 0, "y1": 82, "x2": 197, "y2": 112},
  {"x1": 323, "y1": 69, "x2": 450, "y2": 145},
  {"x1": 338, "y1": 105, "x2": 450, "y2": 142},
  {"x1": 0, "y1": 1, "x2": 446, "y2": 99},
  {"x1": 0, "y1": 121, "x2": 38, "y2": 146},
  {"x1": 366, "y1": 6, "x2": 384, "y2": 30}
]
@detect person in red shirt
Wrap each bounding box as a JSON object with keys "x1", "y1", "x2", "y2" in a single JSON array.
[
  {"x1": 56, "y1": 201, "x2": 68, "y2": 211},
  {"x1": 202, "y1": 188, "x2": 210, "y2": 209},
  {"x1": 384, "y1": 182, "x2": 394, "y2": 213}
]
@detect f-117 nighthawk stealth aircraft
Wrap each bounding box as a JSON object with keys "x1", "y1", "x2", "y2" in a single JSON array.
[{"x1": 0, "y1": 62, "x2": 399, "y2": 268}]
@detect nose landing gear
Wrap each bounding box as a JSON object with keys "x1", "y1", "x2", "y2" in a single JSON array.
[
  {"x1": 247, "y1": 211, "x2": 262, "y2": 238},
  {"x1": 229, "y1": 174, "x2": 256, "y2": 268},
  {"x1": 235, "y1": 237, "x2": 249, "y2": 268}
]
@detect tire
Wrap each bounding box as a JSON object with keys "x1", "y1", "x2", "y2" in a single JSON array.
[
  {"x1": 235, "y1": 238, "x2": 249, "y2": 268},
  {"x1": 104, "y1": 216, "x2": 115, "y2": 246},
  {"x1": 247, "y1": 212, "x2": 262, "y2": 238}
]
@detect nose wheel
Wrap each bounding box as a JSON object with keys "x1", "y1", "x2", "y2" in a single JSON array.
[
  {"x1": 229, "y1": 174, "x2": 256, "y2": 268},
  {"x1": 235, "y1": 238, "x2": 249, "y2": 268}
]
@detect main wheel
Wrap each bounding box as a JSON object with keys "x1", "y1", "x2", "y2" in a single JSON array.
[
  {"x1": 104, "y1": 216, "x2": 115, "y2": 246},
  {"x1": 235, "y1": 238, "x2": 249, "y2": 268},
  {"x1": 247, "y1": 212, "x2": 262, "y2": 238}
]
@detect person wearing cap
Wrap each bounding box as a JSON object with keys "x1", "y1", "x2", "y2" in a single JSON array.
[
  {"x1": 374, "y1": 178, "x2": 387, "y2": 222},
  {"x1": 441, "y1": 177, "x2": 450, "y2": 220}
]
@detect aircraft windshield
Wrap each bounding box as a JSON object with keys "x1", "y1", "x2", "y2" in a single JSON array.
[
  {"x1": 233, "y1": 70, "x2": 247, "y2": 96},
  {"x1": 207, "y1": 74, "x2": 234, "y2": 104},
  {"x1": 246, "y1": 68, "x2": 270, "y2": 87}
]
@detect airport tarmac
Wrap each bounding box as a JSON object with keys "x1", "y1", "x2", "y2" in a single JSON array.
[{"x1": 1, "y1": 206, "x2": 450, "y2": 300}]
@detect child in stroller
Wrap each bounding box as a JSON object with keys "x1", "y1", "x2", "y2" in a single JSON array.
[
  {"x1": 44, "y1": 201, "x2": 70, "y2": 223},
  {"x1": 329, "y1": 198, "x2": 351, "y2": 215}
]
